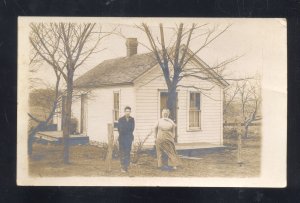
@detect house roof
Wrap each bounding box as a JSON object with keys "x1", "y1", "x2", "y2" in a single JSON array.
[
  {"x1": 74, "y1": 47, "x2": 229, "y2": 88},
  {"x1": 73, "y1": 52, "x2": 158, "y2": 88}
]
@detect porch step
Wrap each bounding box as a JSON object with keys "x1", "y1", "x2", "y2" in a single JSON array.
[
  {"x1": 35, "y1": 131, "x2": 89, "y2": 145},
  {"x1": 175, "y1": 142, "x2": 225, "y2": 150}
]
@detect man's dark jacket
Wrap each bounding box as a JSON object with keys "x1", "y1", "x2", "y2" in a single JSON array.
[{"x1": 117, "y1": 116, "x2": 135, "y2": 142}]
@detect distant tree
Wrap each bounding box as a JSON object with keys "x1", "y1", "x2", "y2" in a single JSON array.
[
  {"x1": 238, "y1": 78, "x2": 261, "y2": 138},
  {"x1": 223, "y1": 83, "x2": 240, "y2": 115},
  {"x1": 29, "y1": 88, "x2": 60, "y2": 122},
  {"x1": 29, "y1": 22, "x2": 111, "y2": 163}
]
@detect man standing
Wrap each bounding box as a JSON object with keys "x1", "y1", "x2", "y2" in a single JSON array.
[{"x1": 117, "y1": 106, "x2": 135, "y2": 172}]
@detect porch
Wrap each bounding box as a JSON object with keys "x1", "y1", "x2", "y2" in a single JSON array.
[{"x1": 35, "y1": 131, "x2": 89, "y2": 145}]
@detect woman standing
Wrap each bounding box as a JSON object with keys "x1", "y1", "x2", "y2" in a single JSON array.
[{"x1": 154, "y1": 108, "x2": 181, "y2": 170}]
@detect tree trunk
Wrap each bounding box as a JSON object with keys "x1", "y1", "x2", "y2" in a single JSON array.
[
  {"x1": 244, "y1": 124, "x2": 249, "y2": 139},
  {"x1": 167, "y1": 85, "x2": 177, "y2": 122},
  {"x1": 167, "y1": 85, "x2": 177, "y2": 142},
  {"x1": 62, "y1": 72, "x2": 74, "y2": 164}
]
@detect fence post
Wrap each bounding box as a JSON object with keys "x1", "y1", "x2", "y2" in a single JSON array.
[
  {"x1": 105, "y1": 123, "x2": 114, "y2": 172},
  {"x1": 237, "y1": 125, "x2": 243, "y2": 165}
]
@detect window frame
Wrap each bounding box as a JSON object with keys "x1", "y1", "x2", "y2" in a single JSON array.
[
  {"x1": 157, "y1": 89, "x2": 179, "y2": 121},
  {"x1": 187, "y1": 91, "x2": 201, "y2": 131},
  {"x1": 113, "y1": 91, "x2": 120, "y2": 125}
]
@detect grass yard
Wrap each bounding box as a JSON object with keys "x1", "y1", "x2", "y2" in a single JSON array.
[{"x1": 29, "y1": 130, "x2": 261, "y2": 177}]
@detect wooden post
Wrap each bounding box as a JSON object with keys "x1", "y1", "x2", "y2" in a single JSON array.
[
  {"x1": 237, "y1": 125, "x2": 243, "y2": 165},
  {"x1": 105, "y1": 123, "x2": 114, "y2": 172},
  {"x1": 237, "y1": 133, "x2": 242, "y2": 164}
]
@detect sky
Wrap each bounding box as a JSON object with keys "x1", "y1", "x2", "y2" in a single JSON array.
[{"x1": 28, "y1": 18, "x2": 287, "y2": 89}]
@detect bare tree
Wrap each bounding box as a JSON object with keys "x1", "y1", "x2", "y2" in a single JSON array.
[
  {"x1": 238, "y1": 78, "x2": 261, "y2": 138},
  {"x1": 27, "y1": 54, "x2": 62, "y2": 155},
  {"x1": 29, "y1": 22, "x2": 110, "y2": 163},
  {"x1": 224, "y1": 77, "x2": 261, "y2": 138},
  {"x1": 138, "y1": 23, "x2": 240, "y2": 120}
]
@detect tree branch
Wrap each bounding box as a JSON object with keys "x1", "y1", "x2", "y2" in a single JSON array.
[
  {"x1": 181, "y1": 24, "x2": 232, "y2": 69},
  {"x1": 177, "y1": 85, "x2": 219, "y2": 101}
]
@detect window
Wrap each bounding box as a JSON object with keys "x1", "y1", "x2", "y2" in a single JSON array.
[
  {"x1": 159, "y1": 91, "x2": 178, "y2": 121},
  {"x1": 113, "y1": 92, "x2": 120, "y2": 122},
  {"x1": 189, "y1": 92, "x2": 201, "y2": 129}
]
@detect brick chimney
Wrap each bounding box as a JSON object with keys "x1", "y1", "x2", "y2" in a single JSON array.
[{"x1": 126, "y1": 38, "x2": 138, "y2": 57}]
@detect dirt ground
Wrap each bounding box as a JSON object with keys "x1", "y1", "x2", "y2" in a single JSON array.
[{"x1": 29, "y1": 134, "x2": 261, "y2": 178}]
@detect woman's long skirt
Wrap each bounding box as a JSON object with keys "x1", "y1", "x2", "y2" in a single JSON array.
[{"x1": 156, "y1": 139, "x2": 181, "y2": 167}]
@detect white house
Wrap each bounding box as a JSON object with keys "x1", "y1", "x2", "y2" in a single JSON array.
[{"x1": 58, "y1": 38, "x2": 229, "y2": 147}]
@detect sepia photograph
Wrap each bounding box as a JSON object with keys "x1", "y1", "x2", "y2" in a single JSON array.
[{"x1": 17, "y1": 17, "x2": 287, "y2": 187}]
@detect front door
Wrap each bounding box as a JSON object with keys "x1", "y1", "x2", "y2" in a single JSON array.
[{"x1": 160, "y1": 92, "x2": 178, "y2": 142}]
